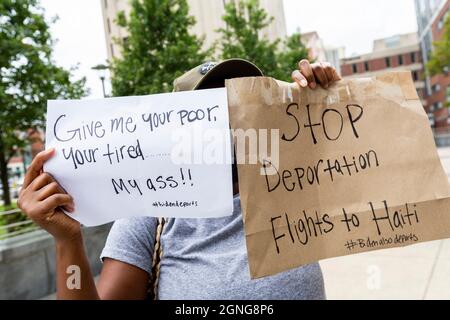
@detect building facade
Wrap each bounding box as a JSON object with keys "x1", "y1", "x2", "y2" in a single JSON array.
[
  {"x1": 415, "y1": 0, "x2": 449, "y2": 131},
  {"x1": 101, "y1": 0, "x2": 287, "y2": 61},
  {"x1": 301, "y1": 31, "x2": 345, "y2": 75},
  {"x1": 340, "y1": 33, "x2": 426, "y2": 108}
]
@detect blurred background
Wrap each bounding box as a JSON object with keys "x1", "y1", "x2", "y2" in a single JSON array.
[{"x1": 0, "y1": 0, "x2": 449, "y2": 300}]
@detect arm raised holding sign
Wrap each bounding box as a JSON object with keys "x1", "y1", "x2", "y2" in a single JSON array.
[
  {"x1": 19, "y1": 59, "x2": 340, "y2": 300},
  {"x1": 18, "y1": 149, "x2": 100, "y2": 299},
  {"x1": 18, "y1": 148, "x2": 148, "y2": 299}
]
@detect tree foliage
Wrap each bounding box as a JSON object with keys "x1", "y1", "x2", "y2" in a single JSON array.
[
  {"x1": 217, "y1": 0, "x2": 279, "y2": 77},
  {"x1": 112, "y1": 0, "x2": 311, "y2": 93},
  {"x1": 0, "y1": 0, "x2": 87, "y2": 205},
  {"x1": 217, "y1": 0, "x2": 309, "y2": 81},
  {"x1": 110, "y1": 0, "x2": 210, "y2": 96},
  {"x1": 427, "y1": 14, "x2": 450, "y2": 76},
  {"x1": 277, "y1": 32, "x2": 310, "y2": 81}
]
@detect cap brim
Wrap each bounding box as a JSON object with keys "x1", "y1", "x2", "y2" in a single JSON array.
[{"x1": 194, "y1": 58, "x2": 264, "y2": 90}]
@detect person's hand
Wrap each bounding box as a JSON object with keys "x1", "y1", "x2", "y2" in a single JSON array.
[
  {"x1": 292, "y1": 59, "x2": 341, "y2": 89},
  {"x1": 18, "y1": 148, "x2": 81, "y2": 243}
]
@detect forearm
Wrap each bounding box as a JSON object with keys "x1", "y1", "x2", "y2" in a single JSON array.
[{"x1": 56, "y1": 234, "x2": 99, "y2": 300}]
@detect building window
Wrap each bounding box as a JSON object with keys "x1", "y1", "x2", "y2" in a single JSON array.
[
  {"x1": 386, "y1": 57, "x2": 391, "y2": 68},
  {"x1": 434, "y1": 102, "x2": 443, "y2": 110},
  {"x1": 104, "y1": 0, "x2": 108, "y2": 8},
  {"x1": 431, "y1": 103, "x2": 438, "y2": 112},
  {"x1": 428, "y1": 113, "x2": 435, "y2": 127},
  {"x1": 431, "y1": 102, "x2": 443, "y2": 111},
  {"x1": 385, "y1": 35, "x2": 400, "y2": 48},
  {"x1": 110, "y1": 44, "x2": 115, "y2": 57},
  {"x1": 417, "y1": 88, "x2": 424, "y2": 99},
  {"x1": 398, "y1": 55, "x2": 403, "y2": 65},
  {"x1": 107, "y1": 18, "x2": 111, "y2": 34},
  {"x1": 352, "y1": 64, "x2": 357, "y2": 73},
  {"x1": 364, "y1": 62, "x2": 369, "y2": 72},
  {"x1": 438, "y1": 16, "x2": 445, "y2": 30},
  {"x1": 432, "y1": 84, "x2": 441, "y2": 93},
  {"x1": 410, "y1": 52, "x2": 416, "y2": 63},
  {"x1": 413, "y1": 71, "x2": 418, "y2": 81}
]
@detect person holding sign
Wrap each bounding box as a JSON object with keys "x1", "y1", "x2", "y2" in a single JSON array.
[{"x1": 18, "y1": 59, "x2": 341, "y2": 300}]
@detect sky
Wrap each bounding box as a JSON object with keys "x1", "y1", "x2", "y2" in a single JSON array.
[
  {"x1": 284, "y1": 0, "x2": 418, "y2": 55},
  {"x1": 40, "y1": 0, "x2": 419, "y2": 99}
]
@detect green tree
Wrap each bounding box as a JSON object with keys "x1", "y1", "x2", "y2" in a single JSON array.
[
  {"x1": 217, "y1": 0, "x2": 279, "y2": 77},
  {"x1": 0, "y1": 0, "x2": 87, "y2": 206},
  {"x1": 427, "y1": 14, "x2": 450, "y2": 76},
  {"x1": 277, "y1": 32, "x2": 310, "y2": 81},
  {"x1": 110, "y1": 0, "x2": 210, "y2": 96},
  {"x1": 217, "y1": 0, "x2": 309, "y2": 81}
]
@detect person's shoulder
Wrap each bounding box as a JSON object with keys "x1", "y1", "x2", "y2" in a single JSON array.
[{"x1": 111, "y1": 216, "x2": 158, "y2": 234}]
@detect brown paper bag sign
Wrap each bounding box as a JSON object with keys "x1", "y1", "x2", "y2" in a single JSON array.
[{"x1": 226, "y1": 72, "x2": 450, "y2": 279}]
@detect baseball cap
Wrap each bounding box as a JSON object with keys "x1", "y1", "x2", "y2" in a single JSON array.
[{"x1": 173, "y1": 58, "x2": 264, "y2": 92}]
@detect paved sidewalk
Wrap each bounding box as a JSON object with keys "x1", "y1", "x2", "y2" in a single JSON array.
[{"x1": 320, "y1": 147, "x2": 450, "y2": 300}]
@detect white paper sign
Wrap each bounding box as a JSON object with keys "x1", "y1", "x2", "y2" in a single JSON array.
[{"x1": 44, "y1": 88, "x2": 233, "y2": 226}]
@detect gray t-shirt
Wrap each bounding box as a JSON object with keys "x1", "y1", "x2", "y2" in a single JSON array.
[{"x1": 100, "y1": 195, "x2": 325, "y2": 299}]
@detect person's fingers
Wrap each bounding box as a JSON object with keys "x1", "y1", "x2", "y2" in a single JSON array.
[
  {"x1": 312, "y1": 63, "x2": 329, "y2": 88},
  {"x1": 37, "y1": 180, "x2": 67, "y2": 200},
  {"x1": 331, "y1": 66, "x2": 342, "y2": 81},
  {"x1": 321, "y1": 62, "x2": 334, "y2": 83},
  {"x1": 298, "y1": 59, "x2": 317, "y2": 89},
  {"x1": 38, "y1": 183, "x2": 75, "y2": 212},
  {"x1": 322, "y1": 62, "x2": 341, "y2": 83},
  {"x1": 36, "y1": 178, "x2": 75, "y2": 212},
  {"x1": 29, "y1": 172, "x2": 54, "y2": 192},
  {"x1": 291, "y1": 70, "x2": 308, "y2": 88},
  {"x1": 23, "y1": 149, "x2": 55, "y2": 189},
  {"x1": 39, "y1": 193, "x2": 74, "y2": 214},
  {"x1": 60, "y1": 203, "x2": 75, "y2": 213}
]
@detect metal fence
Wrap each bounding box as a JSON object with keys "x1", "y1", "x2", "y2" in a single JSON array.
[{"x1": 0, "y1": 208, "x2": 38, "y2": 240}]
